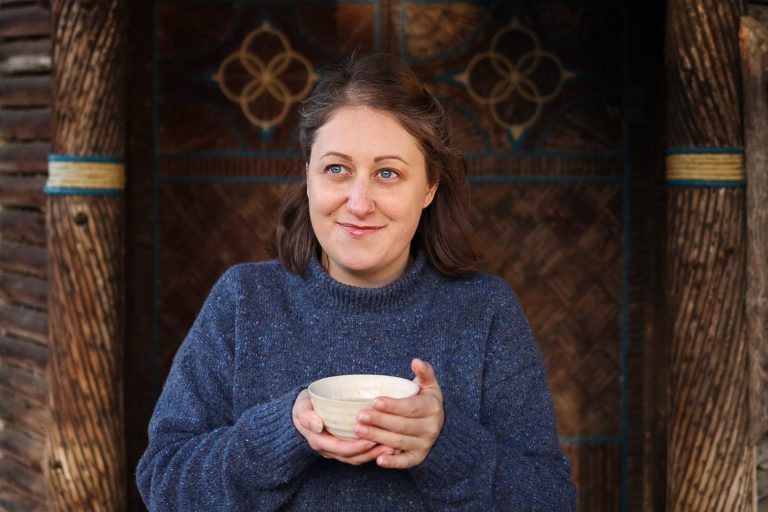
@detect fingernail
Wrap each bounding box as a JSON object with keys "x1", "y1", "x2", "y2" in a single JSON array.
[
  {"x1": 355, "y1": 424, "x2": 368, "y2": 435},
  {"x1": 311, "y1": 421, "x2": 322, "y2": 433},
  {"x1": 358, "y1": 412, "x2": 369, "y2": 423}
]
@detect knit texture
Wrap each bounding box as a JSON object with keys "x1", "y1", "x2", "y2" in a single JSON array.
[{"x1": 136, "y1": 253, "x2": 577, "y2": 511}]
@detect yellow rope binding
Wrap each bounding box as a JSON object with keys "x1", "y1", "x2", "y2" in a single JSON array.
[
  {"x1": 666, "y1": 153, "x2": 745, "y2": 182},
  {"x1": 46, "y1": 158, "x2": 125, "y2": 193}
]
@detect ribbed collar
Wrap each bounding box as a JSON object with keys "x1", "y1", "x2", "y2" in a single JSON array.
[{"x1": 303, "y1": 251, "x2": 432, "y2": 314}]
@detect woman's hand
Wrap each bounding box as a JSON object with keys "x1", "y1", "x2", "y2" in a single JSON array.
[
  {"x1": 354, "y1": 358, "x2": 444, "y2": 469},
  {"x1": 292, "y1": 389, "x2": 397, "y2": 465}
]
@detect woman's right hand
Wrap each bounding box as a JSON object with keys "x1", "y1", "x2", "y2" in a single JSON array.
[{"x1": 292, "y1": 389, "x2": 396, "y2": 466}]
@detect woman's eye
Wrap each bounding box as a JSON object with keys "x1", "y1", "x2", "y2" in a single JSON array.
[
  {"x1": 327, "y1": 164, "x2": 345, "y2": 174},
  {"x1": 377, "y1": 169, "x2": 397, "y2": 180}
]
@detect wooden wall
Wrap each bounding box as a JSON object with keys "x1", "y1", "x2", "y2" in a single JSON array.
[
  {"x1": 0, "y1": 1, "x2": 762, "y2": 511},
  {"x1": 0, "y1": 1, "x2": 50, "y2": 510}
]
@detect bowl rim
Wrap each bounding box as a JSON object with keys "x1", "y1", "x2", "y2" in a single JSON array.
[{"x1": 307, "y1": 374, "x2": 419, "y2": 403}]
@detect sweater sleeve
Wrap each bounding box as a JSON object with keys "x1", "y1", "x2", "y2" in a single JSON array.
[
  {"x1": 408, "y1": 284, "x2": 578, "y2": 511},
  {"x1": 136, "y1": 267, "x2": 317, "y2": 511}
]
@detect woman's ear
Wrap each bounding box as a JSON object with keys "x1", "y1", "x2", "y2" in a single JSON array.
[{"x1": 423, "y1": 182, "x2": 438, "y2": 208}]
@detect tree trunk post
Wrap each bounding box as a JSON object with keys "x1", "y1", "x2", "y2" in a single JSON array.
[
  {"x1": 664, "y1": 0, "x2": 754, "y2": 510},
  {"x1": 45, "y1": 1, "x2": 127, "y2": 510}
]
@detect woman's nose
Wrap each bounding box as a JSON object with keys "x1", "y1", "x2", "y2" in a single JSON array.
[{"x1": 346, "y1": 176, "x2": 375, "y2": 216}]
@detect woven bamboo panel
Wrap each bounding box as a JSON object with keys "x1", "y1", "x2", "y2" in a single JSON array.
[
  {"x1": 157, "y1": 182, "x2": 292, "y2": 379},
  {"x1": 471, "y1": 183, "x2": 622, "y2": 437}
]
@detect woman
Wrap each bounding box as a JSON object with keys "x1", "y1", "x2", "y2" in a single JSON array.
[{"x1": 137, "y1": 53, "x2": 577, "y2": 511}]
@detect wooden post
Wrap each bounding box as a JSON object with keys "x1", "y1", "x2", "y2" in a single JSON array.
[
  {"x1": 665, "y1": 0, "x2": 754, "y2": 510},
  {"x1": 740, "y1": 16, "x2": 768, "y2": 442},
  {"x1": 46, "y1": 1, "x2": 126, "y2": 510}
]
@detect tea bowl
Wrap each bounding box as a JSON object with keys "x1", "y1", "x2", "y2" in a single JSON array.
[{"x1": 307, "y1": 374, "x2": 419, "y2": 440}]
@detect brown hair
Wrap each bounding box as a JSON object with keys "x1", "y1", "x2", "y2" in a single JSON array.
[{"x1": 275, "y1": 52, "x2": 481, "y2": 277}]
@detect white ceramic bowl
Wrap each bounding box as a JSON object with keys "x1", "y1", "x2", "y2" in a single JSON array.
[{"x1": 308, "y1": 374, "x2": 419, "y2": 439}]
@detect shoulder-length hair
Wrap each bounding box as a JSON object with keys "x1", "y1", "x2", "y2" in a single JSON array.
[{"x1": 275, "y1": 52, "x2": 481, "y2": 277}]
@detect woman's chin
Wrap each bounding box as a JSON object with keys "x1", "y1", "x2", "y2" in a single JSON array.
[{"x1": 328, "y1": 260, "x2": 401, "y2": 287}]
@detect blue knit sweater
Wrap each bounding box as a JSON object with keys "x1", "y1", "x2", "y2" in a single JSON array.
[{"x1": 136, "y1": 253, "x2": 577, "y2": 511}]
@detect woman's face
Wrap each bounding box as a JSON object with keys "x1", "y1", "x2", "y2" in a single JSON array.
[{"x1": 306, "y1": 106, "x2": 437, "y2": 287}]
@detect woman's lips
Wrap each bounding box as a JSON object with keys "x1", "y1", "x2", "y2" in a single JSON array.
[{"x1": 337, "y1": 223, "x2": 382, "y2": 238}]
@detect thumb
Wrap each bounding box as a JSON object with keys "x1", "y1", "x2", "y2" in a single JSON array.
[
  {"x1": 296, "y1": 390, "x2": 324, "y2": 433},
  {"x1": 412, "y1": 358, "x2": 438, "y2": 389}
]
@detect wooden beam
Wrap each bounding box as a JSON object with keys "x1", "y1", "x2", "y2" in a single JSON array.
[
  {"x1": 0, "y1": 177, "x2": 46, "y2": 208},
  {"x1": 0, "y1": 424, "x2": 44, "y2": 471},
  {"x1": 0, "y1": 336, "x2": 47, "y2": 375},
  {"x1": 0, "y1": 242, "x2": 46, "y2": 278},
  {"x1": 0, "y1": 109, "x2": 50, "y2": 142},
  {"x1": 740, "y1": 15, "x2": 768, "y2": 440},
  {"x1": 0, "y1": 393, "x2": 48, "y2": 438},
  {"x1": 0, "y1": 40, "x2": 51, "y2": 75},
  {"x1": 0, "y1": 273, "x2": 46, "y2": 310},
  {"x1": 0, "y1": 306, "x2": 47, "y2": 345},
  {"x1": 0, "y1": 7, "x2": 51, "y2": 510},
  {"x1": 0, "y1": 366, "x2": 45, "y2": 405},
  {"x1": 0, "y1": 0, "x2": 40, "y2": 6},
  {"x1": 0, "y1": 5, "x2": 50, "y2": 39},
  {"x1": 0, "y1": 458, "x2": 45, "y2": 507},
  {"x1": 0, "y1": 487, "x2": 47, "y2": 512},
  {"x1": 0, "y1": 210, "x2": 45, "y2": 246},
  {"x1": 0, "y1": 76, "x2": 50, "y2": 107},
  {"x1": 0, "y1": 142, "x2": 49, "y2": 174}
]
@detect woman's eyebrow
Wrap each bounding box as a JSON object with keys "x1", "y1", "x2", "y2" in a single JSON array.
[
  {"x1": 319, "y1": 151, "x2": 353, "y2": 161},
  {"x1": 374, "y1": 155, "x2": 409, "y2": 165},
  {"x1": 320, "y1": 152, "x2": 409, "y2": 165}
]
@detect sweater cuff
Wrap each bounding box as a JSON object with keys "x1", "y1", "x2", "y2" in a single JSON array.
[
  {"x1": 237, "y1": 387, "x2": 317, "y2": 482},
  {"x1": 409, "y1": 405, "x2": 495, "y2": 491}
]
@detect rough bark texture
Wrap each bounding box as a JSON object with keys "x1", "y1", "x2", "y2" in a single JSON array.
[
  {"x1": 50, "y1": 1, "x2": 126, "y2": 156},
  {"x1": 46, "y1": 0, "x2": 127, "y2": 510},
  {"x1": 47, "y1": 197, "x2": 125, "y2": 511},
  {"x1": 665, "y1": 0, "x2": 753, "y2": 510}
]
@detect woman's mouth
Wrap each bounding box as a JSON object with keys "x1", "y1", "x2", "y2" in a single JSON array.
[{"x1": 337, "y1": 223, "x2": 383, "y2": 238}]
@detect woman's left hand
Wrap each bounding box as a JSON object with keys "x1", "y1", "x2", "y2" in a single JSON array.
[{"x1": 354, "y1": 358, "x2": 444, "y2": 469}]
